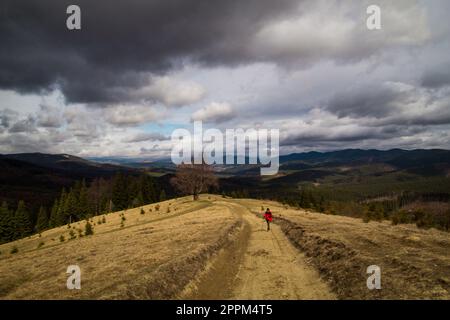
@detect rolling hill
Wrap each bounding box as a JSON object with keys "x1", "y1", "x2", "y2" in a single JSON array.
[
  {"x1": 0, "y1": 195, "x2": 449, "y2": 299},
  {"x1": 0, "y1": 153, "x2": 139, "y2": 219},
  {"x1": 3, "y1": 149, "x2": 449, "y2": 235}
]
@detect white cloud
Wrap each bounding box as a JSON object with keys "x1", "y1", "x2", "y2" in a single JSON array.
[
  {"x1": 251, "y1": 0, "x2": 430, "y2": 65},
  {"x1": 102, "y1": 104, "x2": 163, "y2": 126},
  {"x1": 133, "y1": 76, "x2": 206, "y2": 107},
  {"x1": 36, "y1": 104, "x2": 64, "y2": 128},
  {"x1": 191, "y1": 102, "x2": 235, "y2": 123}
]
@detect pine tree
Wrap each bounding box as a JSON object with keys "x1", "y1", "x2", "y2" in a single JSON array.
[
  {"x1": 159, "y1": 190, "x2": 166, "y2": 201},
  {"x1": 35, "y1": 206, "x2": 49, "y2": 232},
  {"x1": 112, "y1": 173, "x2": 128, "y2": 210},
  {"x1": 57, "y1": 188, "x2": 69, "y2": 225},
  {"x1": 49, "y1": 199, "x2": 59, "y2": 228},
  {"x1": 84, "y1": 221, "x2": 94, "y2": 236},
  {"x1": 14, "y1": 200, "x2": 32, "y2": 239},
  {"x1": 78, "y1": 179, "x2": 90, "y2": 219},
  {"x1": 317, "y1": 195, "x2": 326, "y2": 213},
  {"x1": 136, "y1": 191, "x2": 144, "y2": 206},
  {"x1": 140, "y1": 175, "x2": 158, "y2": 204},
  {"x1": 127, "y1": 179, "x2": 139, "y2": 208},
  {"x1": 65, "y1": 188, "x2": 78, "y2": 222},
  {"x1": 0, "y1": 201, "x2": 15, "y2": 243}
]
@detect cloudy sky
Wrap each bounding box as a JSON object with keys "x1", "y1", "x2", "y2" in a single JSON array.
[{"x1": 1, "y1": 0, "x2": 450, "y2": 158}]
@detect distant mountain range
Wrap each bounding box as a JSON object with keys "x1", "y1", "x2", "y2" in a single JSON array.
[
  {"x1": 3, "y1": 148, "x2": 450, "y2": 175},
  {"x1": 88, "y1": 148, "x2": 450, "y2": 174},
  {"x1": 1, "y1": 149, "x2": 449, "y2": 215},
  {"x1": 1, "y1": 153, "x2": 129, "y2": 173},
  {"x1": 0, "y1": 153, "x2": 137, "y2": 214}
]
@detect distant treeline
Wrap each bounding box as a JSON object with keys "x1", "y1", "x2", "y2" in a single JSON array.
[
  {"x1": 223, "y1": 188, "x2": 450, "y2": 232},
  {"x1": 283, "y1": 189, "x2": 450, "y2": 231},
  {"x1": 0, "y1": 173, "x2": 165, "y2": 244}
]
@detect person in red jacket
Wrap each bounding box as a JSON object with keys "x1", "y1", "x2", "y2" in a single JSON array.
[{"x1": 264, "y1": 208, "x2": 273, "y2": 231}]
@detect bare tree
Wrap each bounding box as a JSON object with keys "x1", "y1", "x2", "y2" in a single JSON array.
[{"x1": 171, "y1": 163, "x2": 218, "y2": 200}]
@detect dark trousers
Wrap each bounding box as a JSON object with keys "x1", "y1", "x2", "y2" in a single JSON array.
[{"x1": 266, "y1": 219, "x2": 270, "y2": 231}]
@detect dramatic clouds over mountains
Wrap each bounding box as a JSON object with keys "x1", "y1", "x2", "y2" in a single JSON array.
[{"x1": 1, "y1": 0, "x2": 450, "y2": 156}]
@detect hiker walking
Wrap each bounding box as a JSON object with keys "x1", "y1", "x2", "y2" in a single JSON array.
[{"x1": 264, "y1": 208, "x2": 273, "y2": 231}]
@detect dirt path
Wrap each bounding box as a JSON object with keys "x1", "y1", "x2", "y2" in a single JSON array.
[{"x1": 187, "y1": 202, "x2": 336, "y2": 300}]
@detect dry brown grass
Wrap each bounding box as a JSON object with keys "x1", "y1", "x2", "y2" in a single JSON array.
[
  {"x1": 0, "y1": 196, "x2": 239, "y2": 299},
  {"x1": 236, "y1": 198, "x2": 450, "y2": 300},
  {"x1": 2, "y1": 194, "x2": 449, "y2": 300}
]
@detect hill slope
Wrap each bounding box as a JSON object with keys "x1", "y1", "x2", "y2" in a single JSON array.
[
  {"x1": 0, "y1": 195, "x2": 449, "y2": 299},
  {"x1": 0, "y1": 153, "x2": 137, "y2": 216}
]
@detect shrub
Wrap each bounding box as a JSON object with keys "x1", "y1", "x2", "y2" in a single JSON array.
[
  {"x1": 10, "y1": 246, "x2": 18, "y2": 254},
  {"x1": 102, "y1": 216, "x2": 106, "y2": 224},
  {"x1": 391, "y1": 210, "x2": 415, "y2": 225},
  {"x1": 414, "y1": 210, "x2": 433, "y2": 229},
  {"x1": 140, "y1": 208, "x2": 145, "y2": 215},
  {"x1": 155, "y1": 204, "x2": 160, "y2": 211},
  {"x1": 364, "y1": 203, "x2": 385, "y2": 222},
  {"x1": 69, "y1": 230, "x2": 76, "y2": 240},
  {"x1": 85, "y1": 221, "x2": 94, "y2": 236},
  {"x1": 37, "y1": 242, "x2": 44, "y2": 248},
  {"x1": 433, "y1": 209, "x2": 450, "y2": 231},
  {"x1": 362, "y1": 214, "x2": 370, "y2": 223},
  {"x1": 59, "y1": 235, "x2": 65, "y2": 242},
  {"x1": 167, "y1": 206, "x2": 171, "y2": 213}
]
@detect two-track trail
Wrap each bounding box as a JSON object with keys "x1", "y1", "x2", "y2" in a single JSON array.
[{"x1": 186, "y1": 201, "x2": 335, "y2": 300}]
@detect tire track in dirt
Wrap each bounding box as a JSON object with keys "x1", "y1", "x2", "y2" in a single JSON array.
[
  {"x1": 183, "y1": 202, "x2": 250, "y2": 299},
  {"x1": 187, "y1": 201, "x2": 336, "y2": 300}
]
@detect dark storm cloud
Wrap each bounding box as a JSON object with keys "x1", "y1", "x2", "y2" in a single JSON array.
[
  {"x1": 0, "y1": 133, "x2": 53, "y2": 153},
  {"x1": 0, "y1": 0, "x2": 298, "y2": 104},
  {"x1": 0, "y1": 116, "x2": 9, "y2": 133},
  {"x1": 123, "y1": 132, "x2": 169, "y2": 143},
  {"x1": 0, "y1": 108, "x2": 20, "y2": 128},
  {"x1": 280, "y1": 123, "x2": 430, "y2": 149},
  {"x1": 8, "y1": 116, "x2": 36, "y2": 133},
  {"x1": 324, "y1": 80, "x2": 450, "y2": 126},
  {"x1": 421, "y1": 64, "x2": 450, "y2": 89},
  {"x1": 326, "y1": 84, "x2": 403, "y2": 119}
]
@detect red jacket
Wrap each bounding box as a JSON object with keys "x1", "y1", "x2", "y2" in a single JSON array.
[{"x1": 264, "y1": 211, "x2": 273, "y2": 222}]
